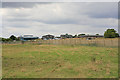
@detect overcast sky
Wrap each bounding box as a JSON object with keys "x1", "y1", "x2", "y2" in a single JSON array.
[{"x1": 1, "y1": 2, "x2": 118, "y2": 38}]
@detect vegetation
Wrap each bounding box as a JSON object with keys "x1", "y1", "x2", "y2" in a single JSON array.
[
  {"x1": 104, "y1": 29, "x2": 119, "y2": 38},
  {"x1": 73, "y1": 35, "x2": 78, "y2": 38},
  {"x1": 96, "y1": 34, "x2": 99, "y2": 35},
  {"x1": 42, "y1": 35, "x2": 55, "y2": 40},
  {"x1": 2, "y1": 29, "x2": 119, "y2": 42},
  {"x1": 60, "y1": 33, "x2": 73, "y2": 39},
  {"x1": 2, "y1": 35, "x2": 20, "y2": 42},
  {"x1": 2, "y1": 44, "x2": 118, "y2": 78},
  {"x1": 1, "y1": 28, "x2": 119, "y2": 78}
]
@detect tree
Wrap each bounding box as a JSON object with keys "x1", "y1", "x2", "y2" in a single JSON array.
[
  {"x1": 9, "y1": 35, "x2": 17, "y2": 41},
  {"x1": 2, "y1": 38, "x2": 6, "y2": 42},
  {"x1": 73, "y1": 35, "x2": 77, "y2": 38},
  {"x1": 104, "y1": 29, "x2": 119, "y2": 38},
  {"x1": 6, "y1": 38, "x2": 12, "y2": 41},
  {"x1": 115, "y1": 33, "x2": 119, "y2": 37},
  {"x1": 96, "y1": 34, "x2": 99, "y2": 35},
  {"x1": 60, "y1": 33, "x2": 73, "y2": 39}
]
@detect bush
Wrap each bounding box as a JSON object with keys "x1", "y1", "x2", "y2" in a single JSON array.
[{"x1": 104, "y1": 29, "x2": 119, "y2": 38}]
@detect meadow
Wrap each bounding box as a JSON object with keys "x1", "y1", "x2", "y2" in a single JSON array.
[{"x1": 2, "y1": 43, "x2": 118, "y2": 78}]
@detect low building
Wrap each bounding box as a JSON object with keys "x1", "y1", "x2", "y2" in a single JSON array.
[
  {"x1": 60, "y1": 34, "x2": 73, "y2": 39},
  {"x1": 79, "y1": 35, "x2": 104, "y2": 40},
  {"x1": 54, "y1": 37, "x2": 61, "y2": 40},
  {"x1": 42, "y1": 35, "x2": 55, "y2": 40},
  {"x1": 20, "y1": 35, "x2": 39, "y2": 41}
]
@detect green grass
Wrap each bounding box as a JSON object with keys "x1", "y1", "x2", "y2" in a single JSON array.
[{"x1": 2, "y1": 44, "x2": 118, "y2": 78}]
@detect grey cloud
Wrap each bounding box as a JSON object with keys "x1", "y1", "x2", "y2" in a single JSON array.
[
  {"x1": 118, "y1": 2, "x2": 120, "y2": 19},
  {"x1": 3, "y1": 18, "x2": 30, "y2": 22},
  {"x1": 2, "y1": 2, "x2": 118, "y2": 19},
  {"x1": 34, "y1": 19, "x2": 78, "y2": 24},
  {"x1": 3, "y1": 15, "x2": 117, "y2": 29},
  {"x1": 84, "y1": 2, "x2": 118, "y2": 19},
  {"x1": 2, "y1": 2, "x2": 51, "y2": 8},
  {"x1": 3, "y1": 18, "x2": 77, "y2": 24},
  {"x1": 2, "y1": 2, "x2": 118, "y2": 37}
]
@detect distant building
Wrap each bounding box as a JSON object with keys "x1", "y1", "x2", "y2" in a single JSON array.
[
  {"x1": 79, "y1": 35, "x2": 104, "y2": 38},
  {"x1": 78, "y1": 35, "x2": 104, "y2": 40},
  {"x1": 60, "y1": 34, "x2": 73, "y2": 39},
  {"x1": 42, "y1": 35, "x2": 55, "y2": 40},
  {"x1": 20, "y1": 35, "x2": 39, "y2": 41},
  {"x1": 54, "y1": 37, "x2": 61, "y2": 40}
]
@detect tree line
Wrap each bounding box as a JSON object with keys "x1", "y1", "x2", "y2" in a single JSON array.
[
  {"x1": 1, "y1": 35, "x2": 20, "y2": 42},
  {"x1": 1, "y1": 29, "x2": 119, "y2": 42}
]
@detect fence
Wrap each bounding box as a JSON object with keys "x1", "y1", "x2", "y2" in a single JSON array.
[
  {"x1": 2, "y1": 41, "x2": 38, "y2": 45},
  {"x1": 2, "y1": 38, "x2": 119, "y2": 47},
  {"x1": 40, "y1": 38, "x2": 118, "y2": 47}
]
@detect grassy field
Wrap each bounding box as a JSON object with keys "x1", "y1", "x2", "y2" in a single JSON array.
[{"x1": 2, "y1": 44, "x2": 118, "y2": 78}]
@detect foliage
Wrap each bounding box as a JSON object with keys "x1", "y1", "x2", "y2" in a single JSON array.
[
  {"x1": 104, "y1": 29, "x2": 119, "y2": 38},
  {"x1": 60, "y1": 33, "x2": 73, "y2": 39},
  {"x1": 2, "y1": 38, "x2": 12, "y2": 42},
  {"x1": 73, "y1": 35, "x2": 77, "y2": 38},
  {"x1": 96, "y1": 34, "x2": 99, "y2": 35},
  {"x1": 2, "y1": 35, "x2": 20, "y2": 42}
]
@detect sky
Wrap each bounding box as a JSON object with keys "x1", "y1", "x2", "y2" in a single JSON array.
[{"x1": 1, "y1": 2, "x2": 118, "y2": 38}]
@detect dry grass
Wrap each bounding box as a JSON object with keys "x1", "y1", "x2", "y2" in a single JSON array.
[{"x1": 2, "y1": 44, "x2": 118, "y2": 78}]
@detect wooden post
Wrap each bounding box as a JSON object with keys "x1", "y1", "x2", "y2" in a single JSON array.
[
  {"x1": 104, "y1": 39, "x2": 105, "y2": 47},
  {"x1": 79, "y1": 38, "x2": 81, "y2": 45},
  {"x1": 111, "y1": 39, "x2": 113, "y2": 47}
]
